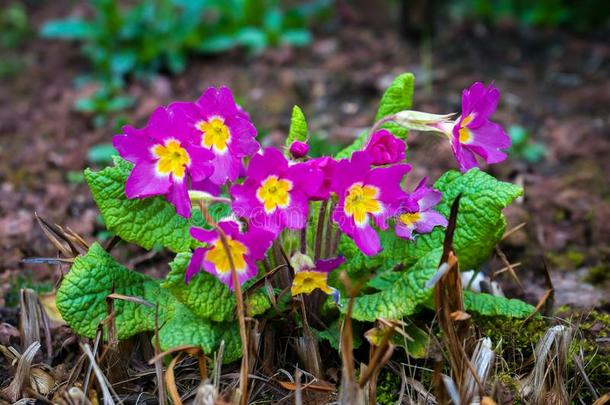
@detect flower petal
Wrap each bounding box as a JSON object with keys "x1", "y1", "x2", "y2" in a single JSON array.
[{"x1": 125, "y1": 161, "x2": 171, "y2": 198}]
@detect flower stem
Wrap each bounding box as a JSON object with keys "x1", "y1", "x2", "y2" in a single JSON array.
[
  {"x1": 368, "y1": 115, "x2": 396, "y2": 139},
  {"x1": 314, "y1": 200, "x2": 329, "y2": 261},
  {"x1": 198, "y1": 201, "x2": 249, "y2": 405}
]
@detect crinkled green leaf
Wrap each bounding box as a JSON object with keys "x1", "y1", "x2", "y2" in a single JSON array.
[
  {"x1": 463, "y1": 291, "x2": 535, "y2": 318},
  {"x1": 157, "y1": 303, "x2": 226, "y2": 355},
  {"x1": 162, "y1": 252, "x2": 235, "y2": 322},
  {"x1": 344, "y1": 248, "x2": 442, "y2": 321},
  {"x1": 56, "y1": 244, "x2": 241, "y2": 362},
  {"x1": 286, "y1": 105, "x2": 308, "y2": 146},
  {"x1": 162, "y1": 252, "x2": 272, "y2": 322},
  {"x1": 56, "y1": 243, "x2": 175, "y2": 339},
  {"x1": 218, "y1": 322, "x2": 243, "y2": 363},
  {"x1": 335, "y1": 72, "x2": 414, "y2": 159},
  {"x1": 85, "y1": 156, "x2": 204, "y2": 253},
  {"x1": 340, "y1": 169, "x2": 523, "y2": 321},
  {"x1": 374, "y1": 72, "x2": 415, "y2": 139}
]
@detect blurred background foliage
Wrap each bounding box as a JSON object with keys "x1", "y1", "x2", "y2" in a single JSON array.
[{"x1": 26, "y1": 0, "x2": 608, "y2": 126}]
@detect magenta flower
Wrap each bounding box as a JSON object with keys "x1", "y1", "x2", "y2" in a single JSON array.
[
  {"x1": 305, "y1": 156, "x2": 337, "y2": 201},
  {"x1": 331, "y1": 151, "x2": 412, "y2": 256},
  {"x1": 363, "y1": 129, "x2": 406, "y2": 165},
  {"x1": 395, "y1": 177, "x2": 447, "y2": 240},
  {"x1": 186, "y1": 220, "x2": 274, "y2": 289},
  {"x1": 113, "y1": 107, "x2": 214, "y2": 218},
  {"x1": 451, "y1": 82, "x2": 510, "y2": 172},
  {"x1": 170, "y1": 86, "x2": 259, "y2": 185},
  {"x1": 289, "y1": 140, "x2": 309, "y2": 159},
  {"x1": 230, "y1": 147, "x2": 323, "y2": 235}
]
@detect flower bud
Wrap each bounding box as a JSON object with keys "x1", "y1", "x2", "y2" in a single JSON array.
[
  {"x1": 290, "y1": 252, "x2": 315, "y2": 273},
  {"x1": 289, "y1": 140, "x2": 309, "y2": 159},
  {"x1": 393, "y1": 110, "x2": 455, "y2": 135},
  {"x1": 364, "y1": 129, "x2": 406, "y2": 165}
]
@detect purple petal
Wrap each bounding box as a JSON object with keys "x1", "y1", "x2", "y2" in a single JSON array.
[
  {"x1": 461, "y1": 82, "x2": 499, "y2": 124},
  {"x1": 113, "y1": 133, "x2": 154, "y2": 163},
  {"x1": 185, "y1": 145, "x2": 214, "y2": 182},
  {"x1": 367, "y1": 163, "x2": 411, "y2": 202},
  {"x1": 418, "y1": 188, "x2": 442, "y2": 212},
  {"x1": 279, "y1": 189, "x2": 308, "y2": 230},
  {"x1": 315, "y1": 256, "x2": 346, "y2": 273},
  {"x1": 240, "y1": 228, "x2": 275, "y2": 260},
  {"x1": 395, "y1": 222, "x2": 415, "y2": 240},
  {"x1": 209, "y1": 150, "x2": 243, "y2": 185},
  {"x1": 196, "y1": 86, "x2": 239, "y2": 118},
  {"x1": 185, "y1": 247, "x2": 207, "y2": 283},
  {"x1": 225, "y1": 115, "x2": 259, "y2": 156},
  {"x1": 247, "y1": 148, "x2": 289, "y2": 182},
  {"x1": 125, "y1": 161, "x2": 171, "y2": 198},
  {"x1": 167, "y1": 180, "x2": 191, "y2": 218},
  {"x1": 332, "y1": 206, "x2": 381, "y2": 256},
  {"x1": 192, "y1": 178, "x2": 221, "y2": 195},
  {"x1": 190, "y1": 227, "x2": 217, "y2": 244},
  {"x1": 414, "y1": 211, "x2": 448, "y2": 234},
  {"x1": 217, "y1": 220, "x2": 241, "y2": 239},
  {"x1": 287, "y1": 162, "x2": 324, "y2": 198}
]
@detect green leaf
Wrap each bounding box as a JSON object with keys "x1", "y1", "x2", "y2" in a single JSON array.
[
  {"x1": 162, "y1": 252, "x2": 235, "y2": 322},
  {"x1": 374, "y1": 72, "x2": 415, "y2": 139},
  {"x1": 56, "y1": 243, "x2": 242, "y2": 362},
  {"x1": 162, "y1": 252, "x2": 272, "y2": 321},
  {"x1": 340, "y1": 169, "x2": 523, "y2": 321},
  {"x1": 286, "y1": 105, "x2": 308, "y2": 147},
  {"x1": 463, "y1": 291, "x2": 535, "y2": 318},
  {"x1": 85, "y1": 156, "x2": 203, "y2": 252},
  {"x1": 344, "y1": 247, "x2": 442, "y2": 321},
  {"x1": 56, "y1": 243, "x2": 171, "y2": 339},
  {"x1": 40, "y1": 19, "x2": 95, "y2": 40}
]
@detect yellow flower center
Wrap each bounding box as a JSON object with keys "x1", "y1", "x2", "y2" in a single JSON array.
[
  {"x1": 399, "y1": 212, "x2": 421, "y2": 227},
  {"x1": 458, "y1": 114, "x2": 475, "y2": 144},
  {"x1": 204, "y1": 237, "x2": 248, "y2": 274},
  {"x1": 152, "y1": 139, "x2": 190, "y2": 180},
  {"x1": 256, "y1": 175, "x2": 293, "y2": 213},
  {"x1": 344, "y1": 183, "x2": 382, "y2": 226},
  {"x1": 291, "y1": 271, "x2": 332, "y2": 296},
  {"x1": 197, "y1": 118, "x2": 231, "y2": 153}
]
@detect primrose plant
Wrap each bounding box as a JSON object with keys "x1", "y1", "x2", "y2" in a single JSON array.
[{"x1": 55, "y1": 73, "x2": 534, "y2": 364}]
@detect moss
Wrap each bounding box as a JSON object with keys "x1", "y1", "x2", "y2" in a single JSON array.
[
  {"x1": 474, "y1": 315, "x2": 547, "y2": 369},
  {"x1": 584, "y1": 263, "x2": 610, "y2": 284},
  {"x1": 546, "y1": 250, "x2": 586, "y2": 270},
  {"x1": 376, "y1": 370, "x2": 402, "y2": 405},
  {"x1": 573, "y1": 310, "x2": 610, "y2": 402}
]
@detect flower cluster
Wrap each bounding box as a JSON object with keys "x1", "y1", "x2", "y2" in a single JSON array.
[{"x1": 114, "y1": 82, "x2": 509, "y2": 291}]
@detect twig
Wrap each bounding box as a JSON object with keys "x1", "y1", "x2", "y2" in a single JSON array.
[{"x1": 199, "y1": 201, "x2": 249, "y2": 405}]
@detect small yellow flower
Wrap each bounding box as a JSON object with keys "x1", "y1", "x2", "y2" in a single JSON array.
[{"x1": 291, "y1": 271, "x2": 333, "y2": 296}]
